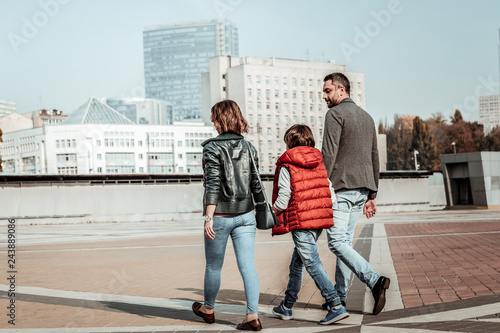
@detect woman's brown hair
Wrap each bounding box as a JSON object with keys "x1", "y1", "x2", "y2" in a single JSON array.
[
  {"x1": 284, "y1": 124, "x2": 315, "y2": 149},
  {"x1": 210, "y1": 100, "x2": 249, "y2": 135}
]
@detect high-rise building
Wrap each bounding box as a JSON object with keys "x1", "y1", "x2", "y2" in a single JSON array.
[
  {"x1": 106, "y1": 97, "x2": 174, "y2": 125},
  {"x1": 143, "y1": 20, "x2": 239, "y2": 121},
  {"x1": 0, "y1": 100, "x2": 16, "y2": 117},
  {"x1": 479, "y1": 95, "x2": 500, "y2": 133},
  {"x1": 202, "y1": 56, "x2": 372, "y2": 173}
]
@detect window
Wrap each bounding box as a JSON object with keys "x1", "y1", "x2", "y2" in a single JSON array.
[
  {"x1": 265, "y1": 89, "x2": 270, "y2": 98},
  {"x1": 248, "y1": 88, "x2": 252, "y2": 97},
  {"x1": 274, "y1": 90, "x2": 279, "y2": 98},
  {"x1": 97, "y1": 154, "x2": 102, "y2": 160},
  {"x1": 96, "y1": 140, "x2": 101, "y2": 146},
  {"x1": 56, "y1": 140, "x2": 60, "y2": 148},
  {"x1": 139, "y1": 154, "x2": 143, "y2": 159}
]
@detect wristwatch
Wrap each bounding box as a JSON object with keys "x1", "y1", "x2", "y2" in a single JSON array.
[{"x1": 204, "y1": 215, "x2": 213, "y2": 222}]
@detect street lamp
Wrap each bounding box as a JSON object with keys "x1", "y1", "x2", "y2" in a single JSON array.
[
  {"x1": 413, "y1": 150, "x2": 420, "y2": 170},
  {"x1": 451, "y1": 142, "x2": 456, "y2": 154}
]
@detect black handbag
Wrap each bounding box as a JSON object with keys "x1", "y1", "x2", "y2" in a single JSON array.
[{"x1": 245, "y1": 141, "x2": 280, "y2": 230}]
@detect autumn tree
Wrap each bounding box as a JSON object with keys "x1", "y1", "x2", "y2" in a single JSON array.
[
  {"x1": 411, "y1": 116, "x2": 438, "y2": 170},
  {"x1": 379, "y1": 115, "x2": 414, "y2": 170}
]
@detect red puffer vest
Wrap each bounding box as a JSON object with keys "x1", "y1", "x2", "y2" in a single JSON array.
[{"x1": 272, "y1": 146, "x2": 334, "y2": 236}]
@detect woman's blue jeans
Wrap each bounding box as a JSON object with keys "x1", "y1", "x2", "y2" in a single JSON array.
[{"x1": 204, "y1": 211, "x2": 260, "y2": 314}]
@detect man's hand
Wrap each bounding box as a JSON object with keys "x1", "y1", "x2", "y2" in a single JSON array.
[{"x1": 363, "y1": 199, "x2": 377, "y2": 219}]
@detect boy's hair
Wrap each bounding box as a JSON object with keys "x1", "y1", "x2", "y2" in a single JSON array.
[
  {"x1": 210, "y1": 100, "x2": 249, "y2": 135},
  {"x1": 284, "y1": 124, "x2": 315, "y2": 149}
]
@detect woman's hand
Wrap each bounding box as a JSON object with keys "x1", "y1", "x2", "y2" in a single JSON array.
[{"x1": 205, "y1": 220, "x2": 216, "y2": 240}]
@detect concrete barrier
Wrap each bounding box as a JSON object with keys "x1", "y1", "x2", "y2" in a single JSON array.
[{"x1": 0, "y1": 174, "x2": 445, "y2": 225}]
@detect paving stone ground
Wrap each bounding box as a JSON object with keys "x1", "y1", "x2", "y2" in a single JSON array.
[{"x1": 0, "y1": 209, "x2": 499, "y2": 332}]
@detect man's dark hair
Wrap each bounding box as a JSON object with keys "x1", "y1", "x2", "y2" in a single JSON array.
[
  {"x1": 284, "y1": 124, "x2": 315, "y2": 149},
  {"x1": 324, "y1": 73, "x2": 351, "y2": 96}
]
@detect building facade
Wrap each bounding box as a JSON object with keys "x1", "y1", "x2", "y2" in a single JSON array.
[
  {"x1": 143, "y1": 20, "x2": 239, "y2": 121},
  {"x1": 106, "y1": 98, "x2": 173, "y2": 125},
  {"x1": 0, "y1": 123, "x2": 216, "y2": 175},
  {"x1": 22, "y1": 109, "x2": 67, "y2": 127},
  {"x1": 0, "y1": 97, "x2": 216, "y2": 175},
  {"x1": 0, "y1": 113, "x2": 33, "y2": 134},
  {"x1": 479, "y1": 95, "x2": 500, "y2": 133},
  {"x1": 202, "y1": 56, "x2": 368, "y2": 172},
  {"x1": 0, "y1": 100, "x2": 16, "y2": 117}
]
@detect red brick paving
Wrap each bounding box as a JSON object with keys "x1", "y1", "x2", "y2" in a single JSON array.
[{"x1": 387, "y1": 221, "x2": 500, "y2": 308}]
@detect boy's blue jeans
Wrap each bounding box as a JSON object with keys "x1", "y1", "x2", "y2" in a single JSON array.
[
  {"x1": 204, "y1": 211, "x2": 260, "y2": 314},
  {"x1": 283, "y1": 228, "x2": 341, "y2": 309}
]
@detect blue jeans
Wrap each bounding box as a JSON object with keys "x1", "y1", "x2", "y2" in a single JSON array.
[
  {"x1": 204, "y1": 211, "x2": 260, "y2": 314},
  {"x1": 326, "y1": 189, "x2": 380, "y2": 302},
  {"x1": 283, "y1": 229, "x2": 341, "y2": 309}
]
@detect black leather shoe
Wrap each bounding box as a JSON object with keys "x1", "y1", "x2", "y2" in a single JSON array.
[
  {"x1": 236, "y1": 318, "x2": 262, "y2": 331},
  {"x1": 192, "y1": 302, "x2": 215, "y2": 323},
  {"x1": 322, "y1": 300, "x2": 346, "y2": 310},
  {"x1": 372, "y1": 276, "x2": 390, "y2": 315}
]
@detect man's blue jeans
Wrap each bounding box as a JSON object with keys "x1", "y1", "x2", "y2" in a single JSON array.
[
  {"x1": 326, "y1": 189, "x2": 380, "y2": 302},
  {"x1": 204, "y1": 211, "x2": 260, "y2": 314},
  {"x1": 283, "y1": 229, "x2": 341, "y2": 309}
]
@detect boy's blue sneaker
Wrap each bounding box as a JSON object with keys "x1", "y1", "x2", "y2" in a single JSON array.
[
  {"x1": 319, "y1": 305, "x2": 349, "y2": 325},
  {"x1": 272, "y1": 303, "x2": 293, "y2": 320}
]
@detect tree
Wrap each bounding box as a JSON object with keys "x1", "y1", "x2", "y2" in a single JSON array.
[
  {"x1": 411, "y1": 116, "x2": 438, "y2": 171},
  {"x1": 451, "y1": 109, "x2": 463, "y2": 124},
  {"x1": 382, "y1": 114, "x2": 414, "y2": 170}
]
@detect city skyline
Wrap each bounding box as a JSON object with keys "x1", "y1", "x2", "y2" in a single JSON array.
[{"x1": 1, "y1": 0, "x2": 499, "y2": 125}]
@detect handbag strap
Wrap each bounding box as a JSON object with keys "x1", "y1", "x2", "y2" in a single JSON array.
[{"x1": 243, "y1": 140, "x2": 271, "y2": 205}]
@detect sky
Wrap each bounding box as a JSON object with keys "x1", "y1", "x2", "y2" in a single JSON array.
[{"x1": 1, "y1": 0, "x2": 499, "y2": 125}]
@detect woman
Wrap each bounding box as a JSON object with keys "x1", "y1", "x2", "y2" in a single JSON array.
[{"x1": 192, "y1": 100, "x2": 265, "y2": 331}]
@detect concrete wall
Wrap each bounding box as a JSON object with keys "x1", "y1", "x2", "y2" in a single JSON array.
[{"x1": 0, "y1": 175, "x2": 445, "y2": 225}]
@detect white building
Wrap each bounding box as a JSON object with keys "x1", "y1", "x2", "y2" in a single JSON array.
[
  {"x1": 105, "y1": 98, "x2": 174, "y2": 125},
  {"x1": 0, "y1": 97, "x2": 216, "y2": 175},
  {"x1": 0, "y1": 100, "x2": 16, "y2": 117},
  {"x1": 479, "y1": 95, "x2": 500, "y2": 133},
  {"x1": 0, "y1": 113, "x2": 33, "y2": 134},
  {"x1": 202, "y1": 56, "x2": 367, "y2": 172}
]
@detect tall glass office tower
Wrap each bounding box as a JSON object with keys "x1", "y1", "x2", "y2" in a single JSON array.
[{"x1": 143, "y1": 20, "x2": 239, "y2": 121}]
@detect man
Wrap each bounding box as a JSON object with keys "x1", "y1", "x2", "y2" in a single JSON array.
[{"x1": 321, "y1": 72, "x2": 390, "y2": 315}]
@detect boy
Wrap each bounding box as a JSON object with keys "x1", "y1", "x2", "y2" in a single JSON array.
[{"x1": 271, "y1": 124, "x2": 349, "y2": 325}]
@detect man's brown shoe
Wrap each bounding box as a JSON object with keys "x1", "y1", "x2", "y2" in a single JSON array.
[
  {"x1": 372, "y1": 276, "x2": 390, "y2": 315},
  {"x1": 192, "y1": 302, "x2": 215, "y2": 324},
  {"x1": 236, "y1": 318, "x2": 262, "y2": 331}
]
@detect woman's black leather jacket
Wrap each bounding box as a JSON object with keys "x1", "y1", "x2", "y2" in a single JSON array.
[{"x1": 202, "y1": 132, "x2": 265, "y2": 215}]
